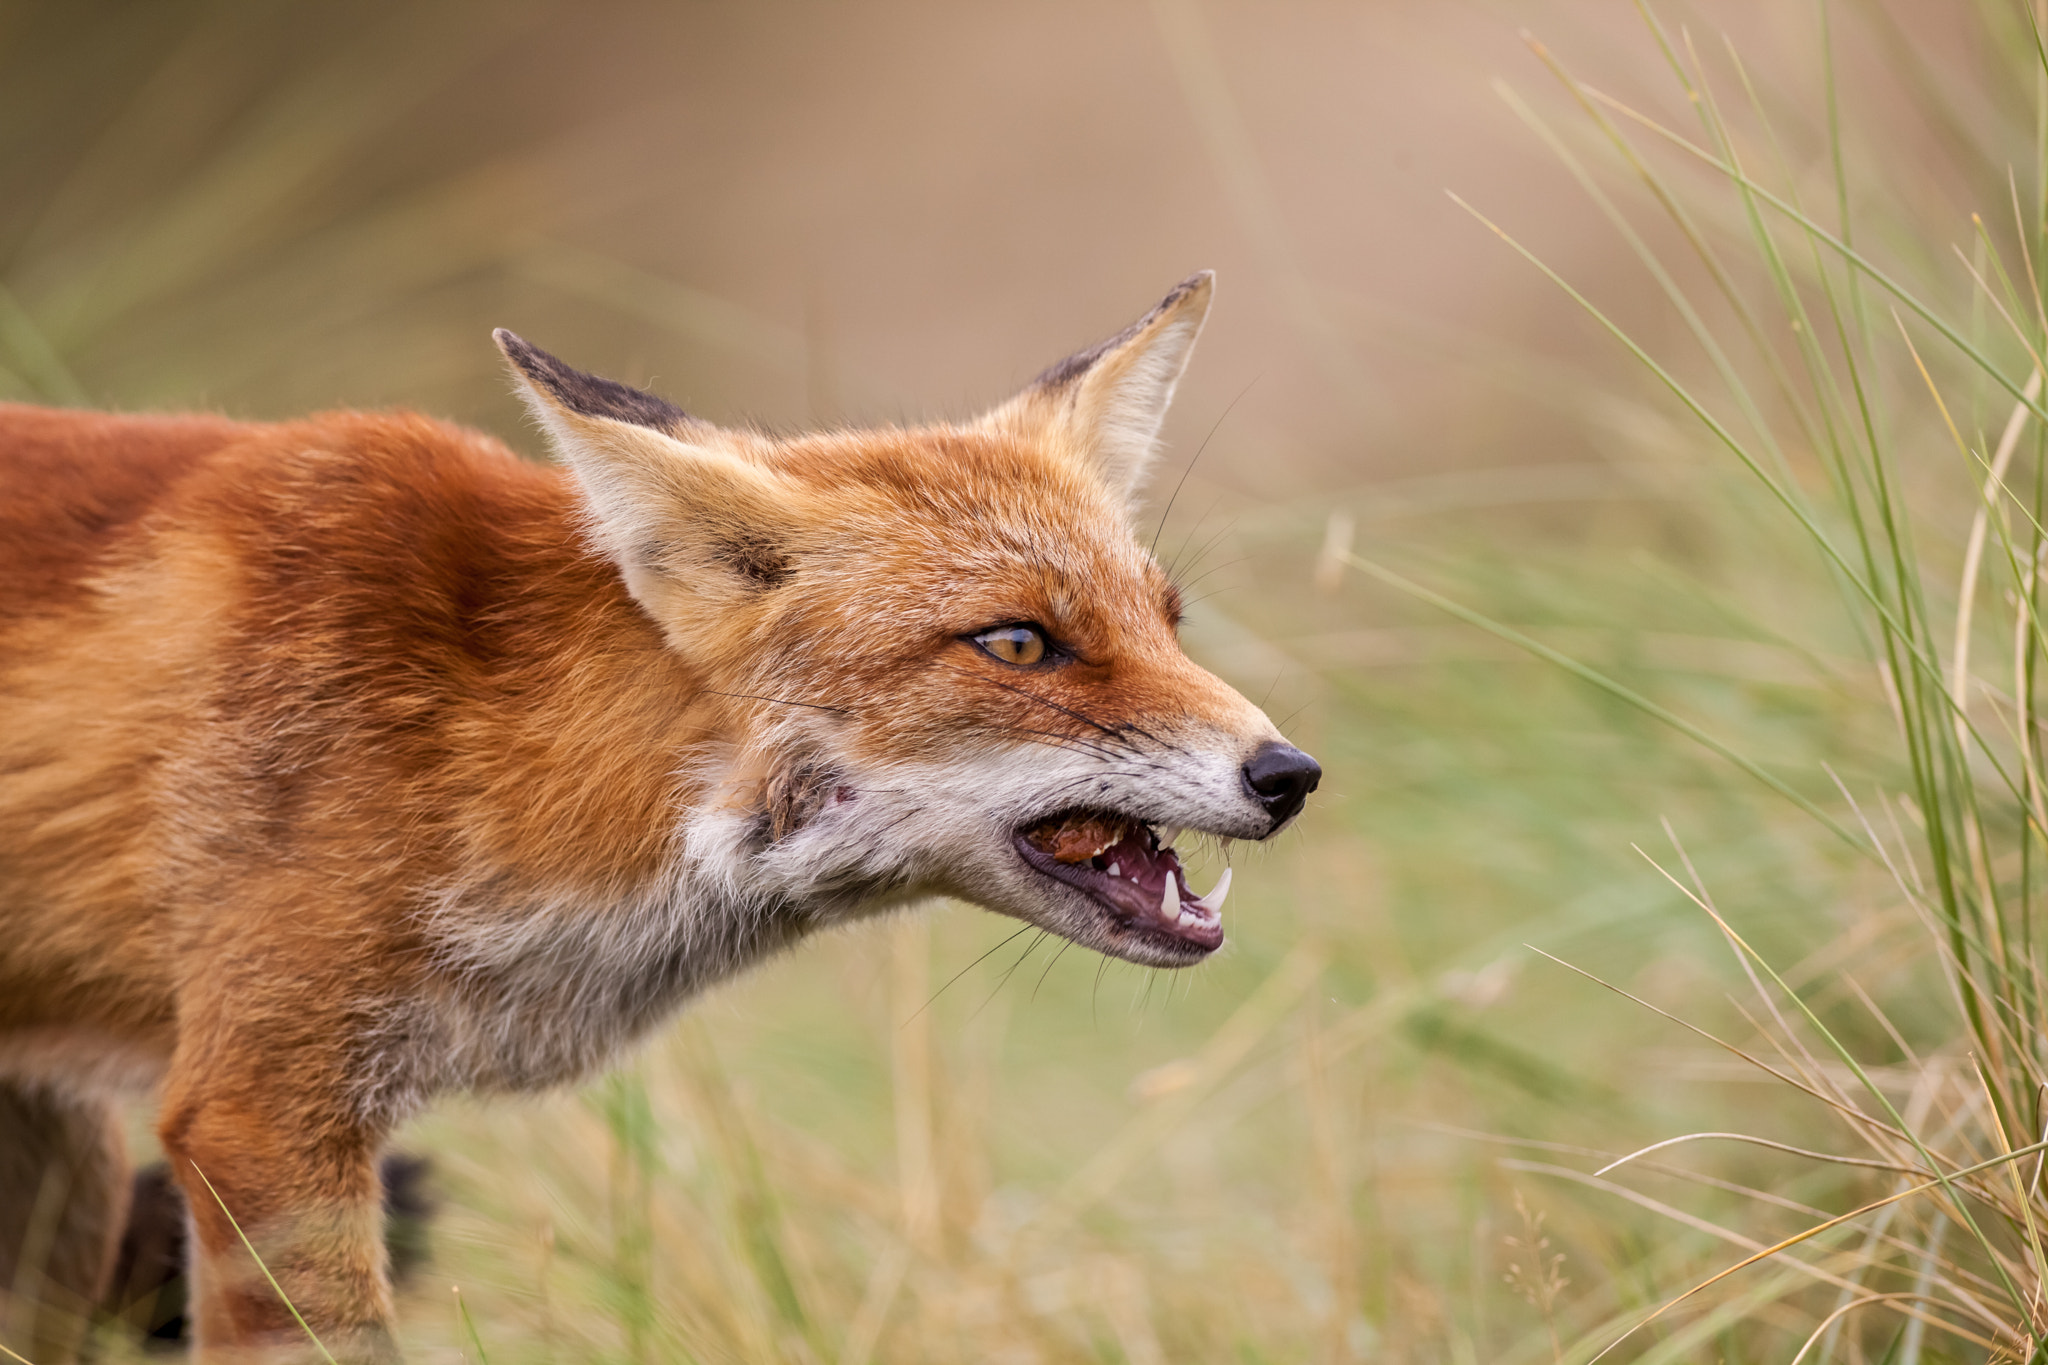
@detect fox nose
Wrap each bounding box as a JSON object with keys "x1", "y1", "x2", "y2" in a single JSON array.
[{"x1": 1242, "y1": 741, "x2": 1321, "y2": 831}]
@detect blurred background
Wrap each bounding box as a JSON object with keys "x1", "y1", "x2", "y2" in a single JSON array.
[{"x1": 6, "y1": 1, "x2": 2036, "y2": 1361}]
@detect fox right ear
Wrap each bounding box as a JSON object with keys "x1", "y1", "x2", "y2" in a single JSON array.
[
  {"x1": 495, "y1": 330, "x2": 812, "y2": 640},
  {"x1": 981, "y1": 272, "x2": 1214, "y2": 512}
]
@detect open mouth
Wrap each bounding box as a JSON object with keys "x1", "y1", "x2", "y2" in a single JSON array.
[{"x1": 1012, "y1": 809, "x2": 1232, "y2": 957}]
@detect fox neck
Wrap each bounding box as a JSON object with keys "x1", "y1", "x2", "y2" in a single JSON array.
[{"x1": 378, "y1": 499, "x2": 903, "y2": 1106}]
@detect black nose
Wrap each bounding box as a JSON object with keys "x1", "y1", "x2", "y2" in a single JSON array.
[{"x1": 1242, "y1": 741, "x2": 1321, "y2": 830}]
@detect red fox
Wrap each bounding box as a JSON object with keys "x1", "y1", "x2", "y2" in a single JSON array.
[{"x1": 0, "y1": 272, "x2": 1319, "y2": 1362}]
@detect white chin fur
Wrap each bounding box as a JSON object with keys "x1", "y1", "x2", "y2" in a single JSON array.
[{"x1": 709, "y1": 735, "x2": 1267, "y2": 954}]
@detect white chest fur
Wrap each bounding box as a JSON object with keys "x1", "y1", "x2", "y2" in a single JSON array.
[{"x1": 349, "y1": 844, "x2": 808, "y2": 1124}]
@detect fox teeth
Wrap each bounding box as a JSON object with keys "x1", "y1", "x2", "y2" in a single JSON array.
[
  {"x1": 1156, "y1": 825, "x2": 1181, "y2": 849},
  {"x1": 1159, "y1": 871, "x2": 1179, "y2": 920},
  {"x1": 1191, "y1": 867, "x2": 1232, "y2": 916},
  {"x1": 1106, "y1": 862, "x2": 1120, "y2": 878}
]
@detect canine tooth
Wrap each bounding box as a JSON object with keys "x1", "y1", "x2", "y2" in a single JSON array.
[
  {"x1": 1192, "y1": 867, "x2": 1232, "y2": 916},
  {"x1": 1159, "y1": 871, "x2": 1179, "y2": 919},
  {"x1": 1157, "y1": 826, "x2": 1181, "y2": 849},
  {"x1": 1107, "y1": 862, "x2": 1120, "y2": 878}
]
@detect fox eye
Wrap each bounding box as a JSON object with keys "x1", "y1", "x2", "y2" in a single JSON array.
[{"x1": 971, "y1": 624, "x2": 1049, "y2": 666}]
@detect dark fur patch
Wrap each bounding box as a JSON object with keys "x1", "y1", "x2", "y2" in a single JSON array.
[
  {"x1": 712, "y1": 533, "x2": 789, "y2": 588},
  {"x1": 0, "y1": 407, "x2": 242, "y2": 621},
  {"x1": 494, "y1": 329, "x2": 693, "y2": 436},
  {"x1": 103, "y1": 1164, "x2": 185, "y2": 1344},
  {"x1": 102, "y1": 1156, "x2": 435, "y2": 1346},
  {"x1": 1030, "y1": 272, "x2": 1208, "y2": 391},
  {"x1": 765, "y1": 763, "x2": 835, "y2": 841}
]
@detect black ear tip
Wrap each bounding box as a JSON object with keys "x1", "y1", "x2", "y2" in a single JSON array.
[
  {"x1": 490, "y1": 330, "x2": 694, "y2": 434},
  {"x1": 493, "y1": 329, "x2": 562, "y2": 388},
  {"x1": 1163, "y1": 270, "x2": 1215, "y2": 308}
]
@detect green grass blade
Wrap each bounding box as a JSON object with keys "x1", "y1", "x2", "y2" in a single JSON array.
[
  {"x1": 189, "y1": 1166, "x2": 341, "y2": 1365},
  {"x1": 1339, "y1": 550, "x2": 1865, "y2": 851}
]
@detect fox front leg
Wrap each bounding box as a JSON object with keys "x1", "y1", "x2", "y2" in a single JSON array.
[{"x1": 158, "y1": 1026, "x2": 398, "y2": 1363}]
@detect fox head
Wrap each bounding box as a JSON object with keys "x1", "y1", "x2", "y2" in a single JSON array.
[{"x1": 496, "y1": 273, "x2": 1318, "y2": 967}]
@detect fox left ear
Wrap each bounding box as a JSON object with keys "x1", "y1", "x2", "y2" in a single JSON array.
[
  {"x1": 982, "y1": 271, "x2": 1214, "y2": 508},
  {"x1": 494, "y1": 329, "x2": 812, "y2": 646}
]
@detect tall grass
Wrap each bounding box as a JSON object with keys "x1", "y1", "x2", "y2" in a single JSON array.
[
  {"x1": 1335, "y1": 1, "x2": 2048, "y2": 1358},
  {"x1": 19, "y1": 2, "x2": 2048, "y2": 1362}
]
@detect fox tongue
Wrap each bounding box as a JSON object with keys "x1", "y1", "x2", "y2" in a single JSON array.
[{"x1": 1095, "y1": 825, "x2": 1189, "y2": 922}]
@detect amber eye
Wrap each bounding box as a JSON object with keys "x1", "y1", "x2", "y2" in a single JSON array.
[{"x1": 972, "y1": 624, "x2": 1049, "y2": 666}]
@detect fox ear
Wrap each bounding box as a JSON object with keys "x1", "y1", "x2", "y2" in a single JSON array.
[
  {"x1": 982, "y1": 271, "x2": 1214, "y2": 508},
  {"x1": 495, "y1": 330, "x2": 808, "y2": 636}
]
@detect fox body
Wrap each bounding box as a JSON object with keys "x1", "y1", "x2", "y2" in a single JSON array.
[{"x1": 0, "y1": 274, "x2": 1318, "y2": 1362}]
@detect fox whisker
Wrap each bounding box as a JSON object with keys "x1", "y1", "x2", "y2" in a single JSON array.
[
  {"x1": 907, "y1": 923, "x2": 1037, "y2": 1023},
  {"x1": 1110, "y1": 719, "x2": 1189, "y2": 757},
  {"x1": 947, "y1": 667, "x2": 1134, "y2": 745},
  {"x1": 1163, "y1": 495, "x2": 1229, "y2": 587},
  {"x1": 1033, "y1": 936, "x2": 1078, "y2": 1000},
  {"x1": 703, "y1": 689, "x2": 854, "y2": 716},
  {"x1": 1148, "y1": 373, "x2": 1256, "y2": 560},
  {"x1": 999, "y1": 726, "x2": 1128, "y2": 761},
  {"x1": 971, "y1": 930, "x2": 1050, "y2": 1021},
  {"x1": 1166, "y1": 514, "x2": 1243, "y2": 594},
  {"x1": 1172, "y1": 554, "x2": 1252, "y2": 597}
]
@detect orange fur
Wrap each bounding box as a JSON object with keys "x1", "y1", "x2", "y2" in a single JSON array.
[{"x1": 0, "y1": 274, "x2": 1317, "y2": 1361}]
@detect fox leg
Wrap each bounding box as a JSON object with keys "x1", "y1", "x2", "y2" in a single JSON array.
[
  {"x1": 0, "y1": 1078, "x2": 131, "y2": 1364},
  {"x1": 158, "y1": 1049, "x2": 397, "y2": 1364}
]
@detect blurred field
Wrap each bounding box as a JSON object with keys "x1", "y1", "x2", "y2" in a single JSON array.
[{"x1": 10, "y1": 0, "x2": 2048, "y2": 1360}]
